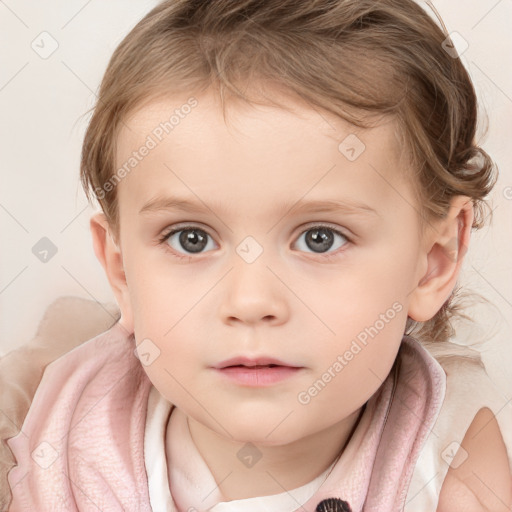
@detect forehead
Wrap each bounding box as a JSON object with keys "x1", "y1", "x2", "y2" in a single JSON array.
[
  {"x1": 114, "y1": 90, "x2": 410, "y2": 218},
  {"x1": 118, "y1": 89, "x2": 402, "y2": 153}
]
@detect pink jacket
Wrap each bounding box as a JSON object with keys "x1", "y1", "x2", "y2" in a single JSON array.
[{"x1": 6, "y1": 321, "x2": 445, "y2": 511}]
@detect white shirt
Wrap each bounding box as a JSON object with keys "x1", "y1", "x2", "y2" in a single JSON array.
[{"x1": 144, "y1": 386, "x2": 337, "y2": 511}]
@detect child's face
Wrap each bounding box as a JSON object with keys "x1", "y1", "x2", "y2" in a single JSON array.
[{"x1": 112, "y1": 89, "x2": 429, "y2": 445}]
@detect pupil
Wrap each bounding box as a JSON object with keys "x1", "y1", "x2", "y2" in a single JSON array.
[
  {"x1": 179, "y1": 229, "x2": 207, "y2": 253},
  {"x1": 306, "y1": 228, "x2": 333, "y2": 253}
]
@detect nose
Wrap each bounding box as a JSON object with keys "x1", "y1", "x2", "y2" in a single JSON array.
[{"x1": 219, "y1": 258, "x2": 289, "y2": 327}]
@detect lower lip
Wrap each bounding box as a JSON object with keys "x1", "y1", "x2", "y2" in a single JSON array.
[{"x1": 215, "y1": 366, "x2": 302, "y2": 386}]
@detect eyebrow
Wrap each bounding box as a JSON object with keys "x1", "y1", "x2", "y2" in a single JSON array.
[{"x1": 139, "y1": 195, "x2": 379, "y2": 218}]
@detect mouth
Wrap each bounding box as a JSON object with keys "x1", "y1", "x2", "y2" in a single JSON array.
[
  {"x1": 213, "y1": 357, "x2": 303, "y2": 387},
  {"x1": 214, "y1": 356, "x2": 300, "y2": 369}
]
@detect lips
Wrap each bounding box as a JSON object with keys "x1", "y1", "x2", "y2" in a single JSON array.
[
  {"x1": 214, "y1": 356, "x2": 298, "y2": 369},
  {"x1": 213, "y1": 356, "x2": 303, "y2": 387}
]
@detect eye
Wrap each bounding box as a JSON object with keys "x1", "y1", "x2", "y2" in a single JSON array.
[
  {"x1": 293, "y1": 225, "x2": 350, "y2": 257},
  {"x1": 159, "y1": 225, "x2": 217, "y2": 257},
  {"x1": 158, "y1": 224, "x2": 351, "y2": 260}
]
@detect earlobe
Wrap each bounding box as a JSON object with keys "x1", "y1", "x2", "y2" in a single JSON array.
[
  {"x1": 407, "y1": 196, "x2": 474, "y2": 323},
  {"x1": 90, "y1": 212, "x2": 134, "y2": 332}
]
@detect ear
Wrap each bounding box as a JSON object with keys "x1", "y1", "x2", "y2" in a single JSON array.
[
  {"x1": 407, "y1": 196, "x2": 474, "y2": 322},
  {"x1": 90, "y1": 212, "x2": 134, "y2": 333}
]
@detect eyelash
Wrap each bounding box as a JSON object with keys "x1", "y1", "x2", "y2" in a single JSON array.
[{"x1": 157, "y1": 224, "x2": 352, "y2": 261}]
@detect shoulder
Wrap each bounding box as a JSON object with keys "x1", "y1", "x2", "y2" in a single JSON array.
[{"x1": 437, "y1": 406, "x2": 512, "y2": 512}]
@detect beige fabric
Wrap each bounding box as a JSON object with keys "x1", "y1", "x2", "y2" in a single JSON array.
[
  {"x1": 0, "y1": 296, "x2": 120, "y2": 510},
  {"x1": 406, "y1": 353, "x2": 512, "y2": 510}
]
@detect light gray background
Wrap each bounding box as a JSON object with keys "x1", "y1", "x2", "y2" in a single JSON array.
[{"x1": 1, "y1": 1, "x2": 511, "y2": 403}]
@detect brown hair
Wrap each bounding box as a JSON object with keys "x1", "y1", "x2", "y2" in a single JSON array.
[{"x1": 80, "y1": 0, "x2": 497, "y2": 344}]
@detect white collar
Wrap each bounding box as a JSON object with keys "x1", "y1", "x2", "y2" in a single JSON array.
[{"x1": 144, "y1": 386, "x2": 337, "y2": 511}]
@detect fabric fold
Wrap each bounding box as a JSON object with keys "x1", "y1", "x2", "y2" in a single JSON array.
[{"x1": 6, "y1": 322, "x2": 153, "y2": 511}]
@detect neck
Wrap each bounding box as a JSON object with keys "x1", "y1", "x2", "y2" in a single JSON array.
[{"x1": 185, "y1": 405, "x2": 365, "y2": 502}]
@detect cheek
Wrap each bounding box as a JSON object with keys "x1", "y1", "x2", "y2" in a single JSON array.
[
  {"x1": 135, "y1": 327, "x2": 202, "y2": 409},
  {"x1": 125, "y1": 257, "x2": 189, "y2": 335},
  {"x1": 126, "y1": 273, "x2": 200, "y2": 403},
  {"x1": 294, "y1": 320, "x2": 404, "y2": 436},
  {"x1": 314, "y1": 261, "x2": 412, "y2": 337},
  {"x1": 301, "y1": 269, "x2": 410, "y2": 414}
]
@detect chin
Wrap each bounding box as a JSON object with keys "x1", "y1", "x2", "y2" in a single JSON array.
[{"x1": 219, "y1": 414, "x2": 307, "y2": 447}]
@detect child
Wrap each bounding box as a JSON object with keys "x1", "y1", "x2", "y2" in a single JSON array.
[{"x1": 3, "y1": 0, "x2": 512, "y2": 510}]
